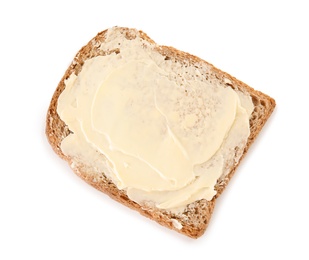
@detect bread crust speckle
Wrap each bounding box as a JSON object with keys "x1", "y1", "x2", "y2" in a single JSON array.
[{"x1": 46, "y1": 27, "x2": 275, "y2": 238}]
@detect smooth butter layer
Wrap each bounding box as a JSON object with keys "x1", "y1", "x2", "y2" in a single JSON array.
[{"x1": 57, "y1": 28, "x2": 253, "y2": 211}]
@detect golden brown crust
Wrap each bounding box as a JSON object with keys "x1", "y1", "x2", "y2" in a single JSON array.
[{"x1": 46, "y1": 27, "x2": 275, "y2": 238}]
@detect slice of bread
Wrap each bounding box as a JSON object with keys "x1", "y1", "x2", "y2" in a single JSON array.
[{"x1": 46, "y1": 27, "x2": 275, "y2": 238}]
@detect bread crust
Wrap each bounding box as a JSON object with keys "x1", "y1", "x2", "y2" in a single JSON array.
[{"x1": 46, "y1": 27, "x2": 275, "y2": 238}]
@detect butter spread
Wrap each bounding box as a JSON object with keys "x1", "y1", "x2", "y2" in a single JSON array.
[
  {"x1": 171, "y1": 219, "x2": 183, "y2": 230},
  {"x1": 57, "y1": 28, "x2": 253, "y2": 212}
]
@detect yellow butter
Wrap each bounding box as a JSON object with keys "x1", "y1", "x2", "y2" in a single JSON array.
[{"x1": 57, "y1": 28, "x2": 253, "y2": 211}]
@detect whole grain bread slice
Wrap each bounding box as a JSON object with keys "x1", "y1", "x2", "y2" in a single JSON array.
[{"x1": 46, "y1": 27, "x2": 275, "y2": 238}]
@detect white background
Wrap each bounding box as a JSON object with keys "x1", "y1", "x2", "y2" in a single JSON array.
[{"x1": 1, "y1": 0, "x2": 308, "y2": 259}]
